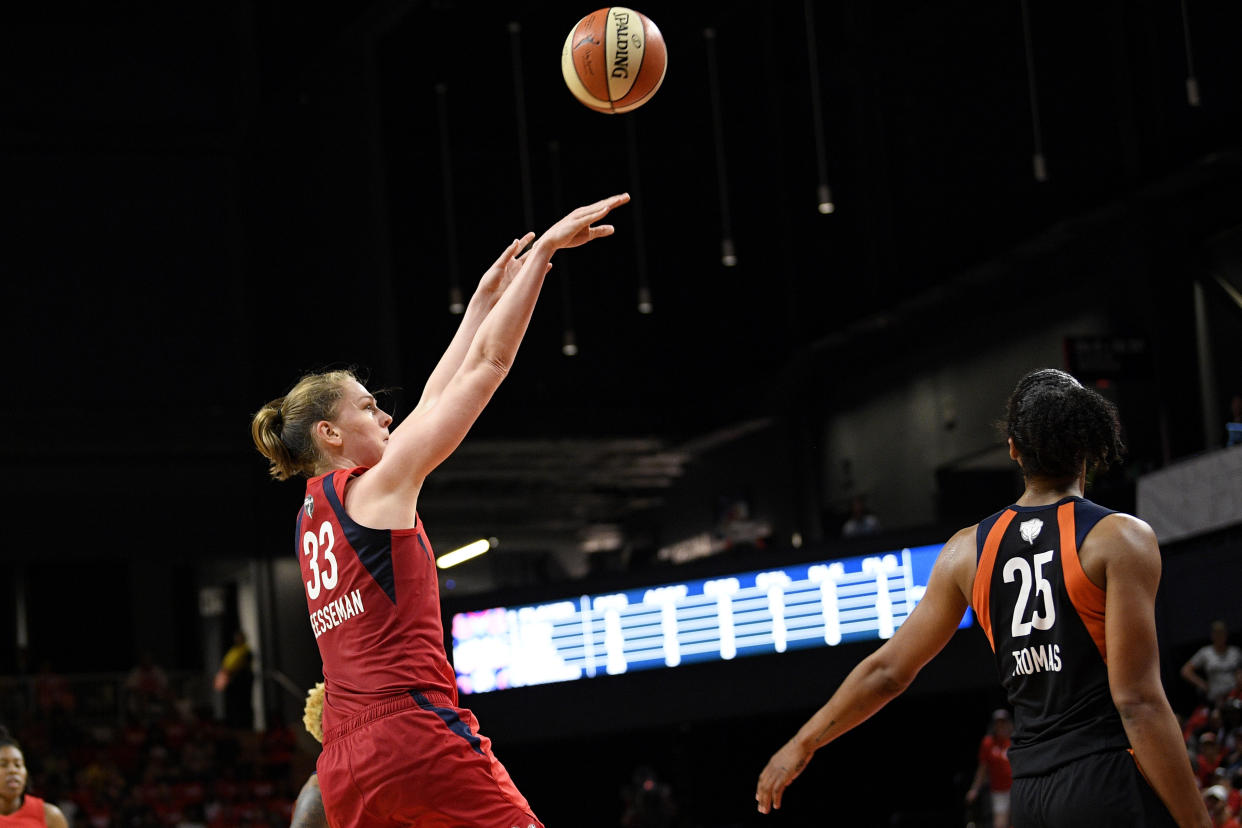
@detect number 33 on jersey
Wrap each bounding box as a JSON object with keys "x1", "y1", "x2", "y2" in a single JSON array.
[
  {"x1": 299, "y1": 492, "x2": 366, "y2": 640},
  {"x1": 303, "y1": 517, "x2": 339, "y2": 599}
]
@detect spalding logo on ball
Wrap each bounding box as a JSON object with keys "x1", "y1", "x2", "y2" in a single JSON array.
[{"x1": 562, "y1": 7, "x2": 667, "y2": 114}]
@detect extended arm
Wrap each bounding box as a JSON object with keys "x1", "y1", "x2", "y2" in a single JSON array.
[
  {"x1": 965, "y1": 757, "x2": 987, "y2": 803},
  {"x1": 755, "y1": 528, "x2": 973, "y2": 814},
  {"x1": 414, "y1": 232, "x2": 535, "y2": 413},
  {"x1": 1098, "y1": 515, "x2": 1210, "y2": 828},
  {"x1": 1179, "y1": 655, "x2": 1208, "y2": 696},
  {"x1": 353, "y1": 194, "x2": 629, "y2": 524}
]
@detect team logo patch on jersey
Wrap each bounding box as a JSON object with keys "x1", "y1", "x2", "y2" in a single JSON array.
[
  {"x1": 303, "y1": 496, "x2": 314, "y2": 519},
  {"x1": 1019, "y1": 518, "x2": 1043, "y2": 545}
]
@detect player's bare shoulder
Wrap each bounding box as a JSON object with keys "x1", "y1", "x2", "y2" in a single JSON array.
[
  {"x1": 940, "y1": 523, "x2": 981, "y2": 598},
  {"x1": 1080, "y1": 511, "x2": 1161, "y2": 585},
  {"x1": 44, "y1": 802, "x2": 69, "y2": 828},
  {"x1": 1095, "y1": 511, "x2": 1158, "y2": 547}
]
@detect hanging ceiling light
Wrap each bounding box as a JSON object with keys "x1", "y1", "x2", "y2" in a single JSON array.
[
  {"x1": 508, "y1": 22, "x2": 536, "y2": 229},
  {"x1": 637, "y1": 285, "x2": 653, "y2": 315},
  {"x1": 1179, "y1": 0, "x2": 1201, "y2": 106},
  {"x1": 549, "y1": 140, "x2": 580, "y2": 354},
  {"x1": 804, "y1": 0, "x2": 835, "y2": 215},
  {"x1": 435, "y1": 84, "x2": 464, "y2": 313},
  {"x1": 626, "y1": 116, "x2": 654, "y2": 312},
  {"x1": 1019, "y1": 0, "x2": 1048, "y2": 183},
  {"x1": 561, "y1": 328, "x2": 579, "y2": 357},
  {"x1": 704, "y1": 28, "x2": 738, "y2": 267}
]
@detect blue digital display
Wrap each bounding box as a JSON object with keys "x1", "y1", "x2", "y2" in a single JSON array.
[{"x1": 451, "y1": 544, "x2": 971, "y2": 694}]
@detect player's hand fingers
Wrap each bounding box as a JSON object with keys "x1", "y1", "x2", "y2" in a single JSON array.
[
  {"x1": 538, "y1": 194, "x2": 627, "y2": 249},
  {"x1": 756, "y1": 779, "x2": 783, "y2": 814},
  {"x1": 566, "y1": 193, "x2": 629, "y2": 226},
  {"x1": 564, "y1": 223, "x2": 615, "y2": 249},
  {"x1": 512, "y1": 231, "x2": 536, "y2": 259},
  {"x1": 487, "y1": 235, "x2": 524, "y2": 272},
  {"x1": 755, "y1": 766, "x2": 781, "y2": 814},
  {"x1": 578, "y1": 192, "x2": 630, "y2": 215}
]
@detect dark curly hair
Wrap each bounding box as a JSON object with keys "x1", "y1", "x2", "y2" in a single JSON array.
[
  {"x1": 1004, "y1": 368, "x2": 1124, "y2": 479},
  {"x1": 0, "y1": 724, "x2": 19, "y2": 750}
]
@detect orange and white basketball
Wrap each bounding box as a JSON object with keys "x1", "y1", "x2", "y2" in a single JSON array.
[{"x1": 561, "y1": 7, "x2": 667, "y2": 114}]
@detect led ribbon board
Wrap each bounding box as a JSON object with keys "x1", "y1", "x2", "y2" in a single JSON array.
[{"x1": 451, "y1": 544, "x2": 971, "y2": 694}]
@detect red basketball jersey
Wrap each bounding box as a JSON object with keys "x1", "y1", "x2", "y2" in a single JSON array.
[
  {"x1": 297, "y1": 467, "x2": 457, "y2": 730},
  {"x1": 0, "y1": 795, "x2": 47, "y2": 827}
]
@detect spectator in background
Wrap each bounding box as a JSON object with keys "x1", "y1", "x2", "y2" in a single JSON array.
[
  {"x1": 1208, "y1": 769, "x2": 1242, "y2": 818},
  {"x1": 1197, "y1": 733, "x2": 1226, "y2": 787},
  {"x1": 259, "y1": 710, "x2": 297, "y2": 782},
  {"x1": 1184, "y1": 702, "x2": 1222, "y2": 746},
  {"x1": 0, "y1": 726, "x2": 68, "y2": 828},
  {"x1": 1204, "y1": 785, "x2": 1240, "y2": 828},
  {"x1": 290, "y1": 683, "x2": 326, "y2": 828},
  {"x1": 1183, "y1": 621, "x2": 1242, "y2": 708},
  {"x1": 125, "y1": 651, "x2": 170, "y2": 723},
  {"x1": 1225, "y1": 394, "x2": 1242, "y2": 448},
  {"x1": 1223, "y1": 684, "x2": 1242, "y2": 770},
  {"x1": 620, "y1": 765, "x2": 677, "y2": 828},
  {"x1": 841, "y1": 495, "x2": 880, "y2": 538},
  {"x1": 31, "y1": 661, "x2": 75, "y2": 720},
  {"x1": 214, "y1": 631, "x2": 254, "y2": 730},
  {"x1": 966, "y1": 709, "x2": 1013, "y2": 828},
  {"x1": 1225, "y1": 669, "x2": 1242, "y2": 710}
]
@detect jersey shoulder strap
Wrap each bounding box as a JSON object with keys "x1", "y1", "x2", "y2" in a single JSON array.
[{"x1": 972, "y1": 506, "x2": 1017, "y2": 651}]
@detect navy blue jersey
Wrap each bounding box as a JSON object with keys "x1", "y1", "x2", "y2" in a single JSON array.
[{"x1": 971, "y1": 497, "x2": 1131, "y2": 776}]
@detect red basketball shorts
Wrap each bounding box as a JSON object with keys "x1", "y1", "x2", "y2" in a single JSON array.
[{"x1": 317, "y1": 690, "x2": 543, "y2": 828}]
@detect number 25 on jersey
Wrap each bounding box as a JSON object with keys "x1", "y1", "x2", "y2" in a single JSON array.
[
  {"x1": 1003, "y1": 551, "x2": 1056, "y2": 637},
  {"x1": 303, "y1": 521, "x2": 339, "y2": 600}
]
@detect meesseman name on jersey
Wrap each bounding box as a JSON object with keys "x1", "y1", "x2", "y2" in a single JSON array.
[{"x1": 309, "y1": 589, "x2": 365, "y2": 639}]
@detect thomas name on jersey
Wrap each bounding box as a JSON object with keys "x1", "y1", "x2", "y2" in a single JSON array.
[
  {"x1": 1011, "y1": 643, "x2": 1062, "y2": 676},
  {"x1": 309, "y1": 589, "x2": 365, "y2": 639}
]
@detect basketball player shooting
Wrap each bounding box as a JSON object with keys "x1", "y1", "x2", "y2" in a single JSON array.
[{"x1": 251, "y1": 193, "x2": 627, "y2": 828}]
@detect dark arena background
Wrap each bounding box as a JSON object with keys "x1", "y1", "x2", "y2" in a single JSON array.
[{"x1": 3, "y1": 2, "x2": 1242, "y2": 826}]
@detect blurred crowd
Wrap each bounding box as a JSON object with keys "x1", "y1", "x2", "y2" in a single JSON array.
[
  {"x1": 5, "y1": 653, "x2": 305, "y2": 827},
  {"x1": 1180, "y1": 620, "x2": 1242, "y2": 828},
  {"x1": 7, "y1": 617, "x2": 1242, "y2": 827}
]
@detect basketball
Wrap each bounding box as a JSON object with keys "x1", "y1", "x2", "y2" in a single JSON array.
[{"x1": 561, "y1": 7, "x2": 667, "y2": 114}]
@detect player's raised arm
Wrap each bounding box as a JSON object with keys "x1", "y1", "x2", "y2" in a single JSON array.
[
  {"x1": 356, "y1": 193, "x2": 629, "y2": 517},
  {"x1": 414, "y1": 231, "x2": 536, "y2": 414},
  {"x1": 755, "y1": 526, "x2": 974, "y2": 814}
]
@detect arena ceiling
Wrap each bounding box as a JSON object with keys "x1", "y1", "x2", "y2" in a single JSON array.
[{"x1": 4, "y1": 1, "x2": 1241, "y2": 591}]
